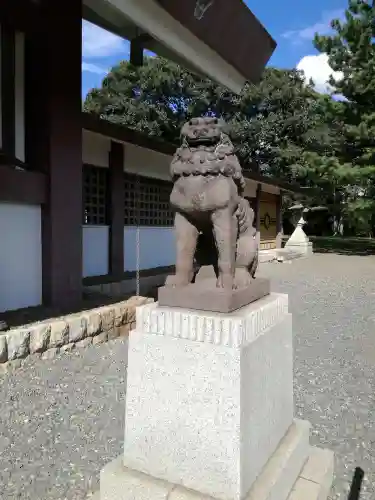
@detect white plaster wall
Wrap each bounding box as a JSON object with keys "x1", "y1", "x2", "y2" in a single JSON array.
[
  {"x1": 82, "y1": 130, "x2": 110, "y2": 167},
  {"x1": 0, "y1": 203, "x2": 42, "y2": 312},
  {"x1": 124, "y1": 227, "x2": 175, "y2": 272},
  {"x1": 124, "y1": 143, "x2": 170, "y2": 180},
  {"x1": 82, "y1": 225, "x2": 109, "y2": 277},
  {"x1": 15, "y1": 31, "x2": 25, "y2": 162}
]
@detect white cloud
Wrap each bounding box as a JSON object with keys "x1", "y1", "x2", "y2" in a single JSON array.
[
  {"x1": 82, "y1": 20, "x2": 127, "y2": 58},
  {"x1": 297, "y1": 53, "x2": 343, "y2": 94},
  {"x1": 82, "y1": 62, "x2": 108, "y2": 75},
  {"x1": 282, "y1": 9, "x2": 344, "y2": 45}
]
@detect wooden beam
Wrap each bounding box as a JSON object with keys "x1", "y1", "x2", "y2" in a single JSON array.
[
  {"x1": 82, "y1": 113, "x2": 176, "y2": 156},
  {"x1": 0, "y1": 165, "x2": 46, "y2": 204}
]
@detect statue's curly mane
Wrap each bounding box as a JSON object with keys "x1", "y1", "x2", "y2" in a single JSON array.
[{"x1": 170, "y1": 118, "x2": 246, "y2": 194}]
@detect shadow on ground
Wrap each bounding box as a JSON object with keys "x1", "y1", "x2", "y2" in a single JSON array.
[
  {"x1": 348, "y1": 467, "x2": 365, "y2": 500},
  {"x1": 315, "y1": 247, "x2": 375, "y2": 256},
  {"x1": 283, "y1": 236, "x2": 375, "y2": 256}
]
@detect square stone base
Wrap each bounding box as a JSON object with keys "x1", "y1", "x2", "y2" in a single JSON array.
[
  {"x1": 95, "y1": 420, "x2": 333, "y2": 500},
  {"x1": 124, "y1": 295, "x2": 293, "y2": 499},
  {"x1": 158, "y1": 278, "x2": 270, "y2": 313}
]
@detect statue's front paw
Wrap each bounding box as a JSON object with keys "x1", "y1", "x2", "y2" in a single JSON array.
[
  {"x1": 165, "y1": 273, "x2": 192, "y2": 287},
  {"x1": 216, "y1": 273, "x2": 234, "y2": 290},
  {"x1": 234, "y1": 268, "x2": 253, "y2": 289}
]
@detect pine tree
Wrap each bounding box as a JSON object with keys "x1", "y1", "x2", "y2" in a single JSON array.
[{"x1": 314, "y1": 0, "x2": 375, "y2": 235}]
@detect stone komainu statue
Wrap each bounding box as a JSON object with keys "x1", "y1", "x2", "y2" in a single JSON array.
[
  {"x1": 166, "y1": 117, "x2": 258, "y2": 289},
  {"x1": 166, "y1": 116, "x2": 258, "y2": 290}
]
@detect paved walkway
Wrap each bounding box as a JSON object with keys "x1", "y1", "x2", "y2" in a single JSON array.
[{"x1": 1, "y1": 254, "x2": 375, "y2": 499}]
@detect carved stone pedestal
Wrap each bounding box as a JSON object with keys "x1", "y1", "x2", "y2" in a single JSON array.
[{"x1": 95, "y1": 294, "x2": 333, "y2": 500}]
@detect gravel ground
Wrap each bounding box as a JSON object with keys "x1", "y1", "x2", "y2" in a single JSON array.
[{"x1": 1, "y1": 253, "x2": 375, "y2": 500}]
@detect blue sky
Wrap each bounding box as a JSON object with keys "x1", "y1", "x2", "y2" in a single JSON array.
[{"x1": 82, "y1": 0, "x2": 348, "y2": 99}]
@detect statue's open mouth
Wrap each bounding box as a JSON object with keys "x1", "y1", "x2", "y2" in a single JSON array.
[{"x1": 186, "y1": 136, "x2": 220, "y2": 146}]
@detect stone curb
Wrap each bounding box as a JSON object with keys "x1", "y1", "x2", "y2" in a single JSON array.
[{"x1": 0, "y1": 296, "x2": 153, "y2": 370}]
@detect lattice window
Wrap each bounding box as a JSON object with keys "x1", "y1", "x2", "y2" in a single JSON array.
[
  {"x1": 83, "y1": 164, "x2": 109, "y2": 225},
  {"x1": 124, "y1": 173, "x2": 174, "y2": 227}
]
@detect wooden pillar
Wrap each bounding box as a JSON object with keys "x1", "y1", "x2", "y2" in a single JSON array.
[
  {"x1": 255, "y1": 183, "x2": 261, "y2": 248},
  {"x1": 1, "y1": 24, "x2": 15, "y2": 155},
  {"x1": 130, "y1": 38, "x2": 144, "y2": 66},
  {"x1": 130, "y1": 34, "x2": 152, "y2": 67},
  {"x1": 108, "y1": 141, "x2": 125, "y2": 277},
  {"x1": 275, "y1": 191, "x2": 283, "y2": 248},
  {"x1": 25, "y1": 0, "x2": 83, "y2": 307}
]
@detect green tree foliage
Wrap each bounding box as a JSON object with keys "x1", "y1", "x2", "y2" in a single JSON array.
[
  {"x1": 84, "y1": 57, "x2": 233, "y2": 143},
  {"x1": 84, "y1": 59, "x2": 331, "y2": 183},
  {"x1": 314, "y1": 0, "x2": 375, "y2": 235},
  {"x1": 228, "y1": 68, "x2": 330, "y2": 181}
]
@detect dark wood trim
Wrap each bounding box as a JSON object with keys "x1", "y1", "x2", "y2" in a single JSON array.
[
  {"x1": 83, "y1": 265, "x2": 175, "y2": 286},
  {"x1": 0, "y1": 150, "x2": 31, "y2": 170},
  {"x1": 0, "y1": 165, "x2": 46, "y2": 204},
  {"x1": 0, "y1": 0, "x2": 40, "y2": 33},
  {"x1": 1, "y1": 24, "x2": 16, "y2": 156},
  {"x1": 108, "y1": 141, "x2": 125, "y2": 276},
  {"x1": 82, "y1": 113, "x2": 176, "y2": 156}
]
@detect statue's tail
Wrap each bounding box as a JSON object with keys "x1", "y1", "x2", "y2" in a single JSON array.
[
  {"x1": 249, "y1": 247, "x2": 259, "y2": 278},
  {"x1": 236, "y1": 197, "x2": 256, "y2": 236}
]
